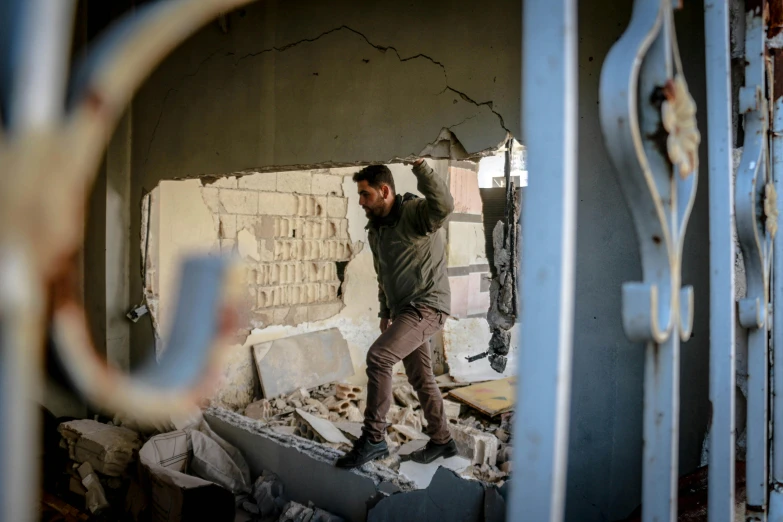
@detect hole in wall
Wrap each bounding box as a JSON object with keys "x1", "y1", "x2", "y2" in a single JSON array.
[{"x1": 140, "y1": 141, "x2": 526, "y2": 380}]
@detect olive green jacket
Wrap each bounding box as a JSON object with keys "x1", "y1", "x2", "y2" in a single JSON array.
[{"x1": 367, "y1": 162, "x2": 454, "y2": 319}]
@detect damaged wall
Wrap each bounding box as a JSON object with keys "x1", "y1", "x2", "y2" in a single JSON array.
[
  {"x1": 145, "y1": 159, "x2": 513, "y2": 409},
  {"x1": 145, "y1": 163, "x2": 445, "y2": 409},
  {"x1": 128, "y1": 0, "x2": 521, "y2": 369}
]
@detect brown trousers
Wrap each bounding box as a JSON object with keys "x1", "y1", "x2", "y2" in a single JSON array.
[{"x1": 363, "y1": 305, "x2": 451, "y2": 444}]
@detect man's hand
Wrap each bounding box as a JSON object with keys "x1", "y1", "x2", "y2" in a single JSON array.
[
  {"x1": 380, "y1": 318, "x2": 391, "y2": 333},
  {"x1": 412, "y1": 158, "x2": 425, "y2": 166}
]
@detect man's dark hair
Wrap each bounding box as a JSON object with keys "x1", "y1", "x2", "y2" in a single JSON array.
[{"x1": 352, "y1": 165, "x2": 396, "y2": 193}]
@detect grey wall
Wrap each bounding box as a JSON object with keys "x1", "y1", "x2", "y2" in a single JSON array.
[
  {"x1": 119, "y1": 1, "x2": 712, "y2": 520},
  {"x1": 565, "y1": 1, "x2": 711, "y2": 520}
]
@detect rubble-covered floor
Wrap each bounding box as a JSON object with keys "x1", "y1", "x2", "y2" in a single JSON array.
[{"x1": 41, "y1": 371, "x2": 513, "y2": 522}]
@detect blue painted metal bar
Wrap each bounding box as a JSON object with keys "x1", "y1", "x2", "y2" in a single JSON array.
[
  {"x1": 768, "y1": 96, "x2": 783, "y2": 522},
  {"x1": 704, "y1": 1, "x2": 736, "y2": 520},
  {"x1": 508, "y1": 0, "x2": 578, "y2": 519},
  {"x1": 735, "y1": 8, "x2": 771, "y2": 520}
]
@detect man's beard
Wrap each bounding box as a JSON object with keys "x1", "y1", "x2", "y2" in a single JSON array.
[{"x1": 364, "y1": 203, "x2": 385, "y2": 219}]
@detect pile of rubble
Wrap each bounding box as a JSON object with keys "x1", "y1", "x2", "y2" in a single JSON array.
[
  {"x1": 53, "y1": 415, "x2": 348, "y2": 521},
  {"x1": 57, "y1": 419, "x2": 142, "y2": 515},
  {"x1": 239, "y1": 374, "x2": 513, "y2": 487}
]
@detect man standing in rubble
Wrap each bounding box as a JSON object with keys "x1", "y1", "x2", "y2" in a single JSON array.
[{"x1": 337, "y1": 159, "x2": 456, "y2": 469}]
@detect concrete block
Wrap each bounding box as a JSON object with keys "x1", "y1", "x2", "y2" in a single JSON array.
[
  {"x1": 209, "y1": 176, "x2": 238, "y2": 189},
  {"x1": 313, "y1": 174, "x2": 344, "y2": 196},
  {"x1": 259, "y1": 192, "x2": 298, "y2": 216},
  {"x1": 327, "y1": 197, "x2": 348, "y2": 218},
  {"x1": 253, "y1": 216, "x2": 277, "y2": 238},
  {"x1": 201, "y1": 187, "x2": 222, "y2": 213},
  {"x1": 450, "y1": 424, "x2": 498, "y2": 466},
  {"x1": 218, "y1": 214, "x2": 237, "y2": 239},
  {"x1": 239, "y1": 172, "x2": 277, "y2": 191},
  {"x1": 219, "y1": 190, "x2": 257, "y2": 215},
  {"x1": 277, "y1": 171, "x2": 312, "y2": 193},
  {"x1": 308, "y1": 301, "x2": 343, "y2": 322},
  {"x1": 253, "y1": 328, "x2": 354, "y2": 398},
  {"x1": 389, "y1": 425, "x2": 428, "y2": 445},
  {"x1": 335, "y1": 384, "x2": 363, "y2": 401},
  {"x1": 297, "y1": 196, "x2": 326, "y2": 217}
]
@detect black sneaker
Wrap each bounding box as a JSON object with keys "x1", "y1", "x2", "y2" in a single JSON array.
[
  {"x1": 406, "y1": 439, "x2": 458, "y2": 464},
  {"x1": 335, "y1": 435, "x2": 389, "y2": 469}
]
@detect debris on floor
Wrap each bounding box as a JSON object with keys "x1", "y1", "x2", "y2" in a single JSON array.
[
  {"x1": 448, "y1": 376, "x2": 516, "y2": 417},
  {"x1": 58, "y1": 419, "x2": 142, "y2": 477},
  {"x1": 236, "y1": 364, "x2": 514, "y2": 491},
  {"x1": 54, "y1": 418, "x2": 143, "y2": 517},
  {"x1": 43, "y1": 325, "x2": 515, "y2": 521}
]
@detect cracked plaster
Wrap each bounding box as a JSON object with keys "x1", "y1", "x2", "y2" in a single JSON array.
[{"x1": 130, "y1": 1, "x2": 520, "y2": 369}]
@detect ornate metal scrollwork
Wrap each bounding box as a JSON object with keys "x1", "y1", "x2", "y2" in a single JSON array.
[
  {"x1": 735, "y1": 6, "x2": 775, "y2": 520},
  {"x1": 599, "y1": 0, "x2": 698, "y2": 347},
  {"x1": 599, "y1": 0, "x2": 699, "y2": 520}
]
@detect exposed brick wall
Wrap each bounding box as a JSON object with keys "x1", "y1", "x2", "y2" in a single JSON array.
[{"x1": 202, "y1": 169, "x2": 350, "y2": 328}]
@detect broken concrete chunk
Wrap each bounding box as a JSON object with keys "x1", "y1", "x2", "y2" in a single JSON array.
[
  {"x1": 398, "y1": 454, "x2": 471, "y2": 489},
  {"x1": 279, "y1": 500, "x2": 314, "y2": 522},
  {"x1": 304, "y1": 398, "x2": 330, "y2": 417},
  {"x1": 288, "y1": 388, "x2": 311, "y2": 403},
  {"x1": 388, "y1": 425, "x2": 428, "y2": 446},
  {"x1": 384, "y1": 405, "x2": 422, "y2": 432},
  {"x1": 333, "y1": 422, "x2": 363, "y2": 441},
  {"x1": 442, "y1": 399, "x2": 461, "y2": 419},
  {"x1": 295, "y1": 408, "x2": 351, "y2": 445},
  {"x1": 494, "y1": 428, "x2": 510, "y2": 443},
  {"x1": 253, "y1": 473, "x2": 286, "y2": 518},
  {"x1": 499, "y1": 461, "x2": 512, "y2": 474},
  {"x1": 497, "y1": 444, "x2": 512, "y2": 464},
  {"x1": 450, "y1": 424, "x2": 499, "y2": 467},
  {"x1": 244, "y1": 399, "x2": 273, "y2": 421},
  {"x1": 78, "y1": 461, "x2": 110, "y2": 514},
  {"x1": 77, "y1": 461, "x2": 95, "y2": 480},
  {"x1": 392, "y1": 383, "x2": 419, "y2": 409},
  {"x1": 328, "y1": 399, "x2": 352, "y2": 413},
  {"x1": 342, "y1": 405, "x2": 364, "y2": 423},
  {"x1": 253, "y1": 329, "x2": 354, "y2": 398},
  {"x1": 59, "y1": 419, "x2": 141, "y2": 477},
  {"x1": 335, "y1": 384, "x2": 363, "y2": 401}
]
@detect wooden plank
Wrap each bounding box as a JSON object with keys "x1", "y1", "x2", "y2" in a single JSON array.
[{"x1": 448, "y1": 377, "x2": 517, "y2": 417}]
